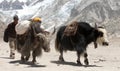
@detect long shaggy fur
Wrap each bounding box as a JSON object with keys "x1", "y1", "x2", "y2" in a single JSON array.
[
  {"x1": 55, "y1": 21, "x2": 109, "y2": 65},
  {"x1": 16, "y1": 23, "x2": 50, "y2": 63},
  {"x1": 55, "y1": 22, "x2": 94, "y2": 52}
]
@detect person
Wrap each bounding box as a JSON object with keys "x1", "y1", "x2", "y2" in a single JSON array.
[
  {"x1": 5, "y1": 15, "x2": 19, "y2": 59},
  {"x1": 30, "y1": 17, "x2": 49, "y2": 35}
]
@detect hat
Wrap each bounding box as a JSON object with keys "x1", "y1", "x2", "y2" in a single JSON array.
[
  {"x1": 32, "y1": 17, "x2": 41, "y2": 22},
  {"x1": 13, "y1": 15, "x2": 19, "y2": 20}
]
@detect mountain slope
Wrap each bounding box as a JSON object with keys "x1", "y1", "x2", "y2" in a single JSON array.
[{"x1": 0, "y1": 0, "x2": 120, "y2": 37}]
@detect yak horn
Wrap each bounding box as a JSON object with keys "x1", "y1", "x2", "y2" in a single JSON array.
[
  {"x1": 48, "y1": 26, "x2": 56, "y2": 41},
  {"x1": 95, "y1": 23, "x2": 97, "y2": 29},
  {"x1": 52, "y1": 26, "x2": 56, "y2": 35}
]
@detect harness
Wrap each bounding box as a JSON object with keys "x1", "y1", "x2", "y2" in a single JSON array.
[{"x1": 63, "y1": 21, "x2": 78, "y2": 36}]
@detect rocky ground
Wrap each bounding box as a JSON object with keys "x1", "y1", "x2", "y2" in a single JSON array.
[{"x1": 0, "y1": 37, "x2": 120, "y2": 71}]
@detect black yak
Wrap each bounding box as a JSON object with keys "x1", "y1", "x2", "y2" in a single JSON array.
[{"x1": 55, "y1": 21, "x2": 109, "y2": 65}]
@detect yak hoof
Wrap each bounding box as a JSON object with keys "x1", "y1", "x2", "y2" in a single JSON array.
[
  {"x1": 32, "y1": 60, "x2": 37, "y2": 64},
  {"x1": 25, "y1": 57, "x2": 29, "y2": 61},
  {"x1": 32, "y1": 61, "x2": 38, "y2": 65},
  {"x1": 10, "y1": 55, "x2": 15, "y2": 59},
  {"x1": 21, "y1": 57, "x2": 24, "y2": 61},
  {"x1": 32, "y1": 61, "x2": 35, "y2": 65},
  {"x1": 10, "y1": 53, "x2": 15, "y2": 59},
  {"x1": 84, "y1": 59, "x2": 89, "y2": 65},
  {"x1": 77, "y1": 60, "x2": 82, "y2": 65},
  {"x1": 59, "y1": 57, "x2": 65, "y2": 62}
]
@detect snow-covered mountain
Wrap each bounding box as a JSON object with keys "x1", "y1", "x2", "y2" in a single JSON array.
[{"x1": 0, "y1": 0, "x2": 120, "y2": 37}]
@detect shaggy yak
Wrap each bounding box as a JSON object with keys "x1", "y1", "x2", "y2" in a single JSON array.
[
  {"x1": 16, "y1": 20, "x2": 55, "y2": 64},
  {"x1": 55, "y1": 21, "x2": 109, "y2": 65}
]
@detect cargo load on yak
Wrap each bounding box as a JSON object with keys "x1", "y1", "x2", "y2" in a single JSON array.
[
  {"x1": 15, "y1": 20, "x2": 31, "y2": 35},
  {"x1": 63, "y1": 21, "x2": 78, "y2": 36}
]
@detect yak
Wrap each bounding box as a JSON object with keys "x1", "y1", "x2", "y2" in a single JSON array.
[
  {"x1": 55, "y1": 21, "x2": 109, "y2": 65},
  {"x1": 16, "y1": 20, "x2": 55, "y2": 64}
]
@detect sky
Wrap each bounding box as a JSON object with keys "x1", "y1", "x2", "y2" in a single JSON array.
[{"x1": 0, "y1": 0, "x2": 28, "y2": 2}]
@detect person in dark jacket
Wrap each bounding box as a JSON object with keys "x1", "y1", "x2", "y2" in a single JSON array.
[{"x1": 6, "y1": 15, "x2": 19, "y2": 59}]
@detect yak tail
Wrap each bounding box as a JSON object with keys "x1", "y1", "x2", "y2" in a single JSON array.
[{"x1": 55, "y1": 36, "x2": 60, "y2": 52}]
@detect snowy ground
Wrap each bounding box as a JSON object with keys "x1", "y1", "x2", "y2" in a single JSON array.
[{"x1": 0, "y1": 37, "x2": 120, "y2": 71}]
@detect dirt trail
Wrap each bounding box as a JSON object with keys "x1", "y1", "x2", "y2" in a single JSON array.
[{"x1": 0, "y1": 38, "x2": 120, "y2": 71}]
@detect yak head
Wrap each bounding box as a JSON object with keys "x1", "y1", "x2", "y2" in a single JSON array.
[
  {"x1": 36, "y1": 33, "x2": 50, "y2": 52},
  {"x1": 94, "y1": 23, "x2": 109, "y2": 47},
  {"x1": 35, "y1": 27, "x2": 56, "y2": 52}
]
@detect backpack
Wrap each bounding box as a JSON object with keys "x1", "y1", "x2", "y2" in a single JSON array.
[{"x1": 3, "y1": 28, "x2": 8, "y2": 42}]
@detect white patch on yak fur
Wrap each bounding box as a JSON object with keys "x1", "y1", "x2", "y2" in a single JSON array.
[{"x1": 96, "y1": 28, "x2": 109, "y2": 45}]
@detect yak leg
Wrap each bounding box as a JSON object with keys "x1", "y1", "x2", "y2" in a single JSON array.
[
  {"x1": 25, "y1": 52, "x2": 30, "y2": 61},
  {"x1": 32, "y1": 50, "x2": 37, "y2": 64},
  {"x1": 76, "y1": 51, "x2": 82, "y2": 65},
  {"x1": 84, "y1": 51, "x2": 89, "y2": 65},
  {"x1": 59, "y1": 47, "x2": 64, "y2": 61},
  {"x1": 21, "y1": 54, "x2": 25, "y2": 62}
]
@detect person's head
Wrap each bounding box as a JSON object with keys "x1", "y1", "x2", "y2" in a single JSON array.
[
  {"x1": 13, "y1": 15, "x2": 19, "y2": 24},
  {"x1": 13, "y1": 15, "x2": 19, "y2": 21},
  {"x1": 32, "y1": 17, "x2": 42, "y2": 23}
]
